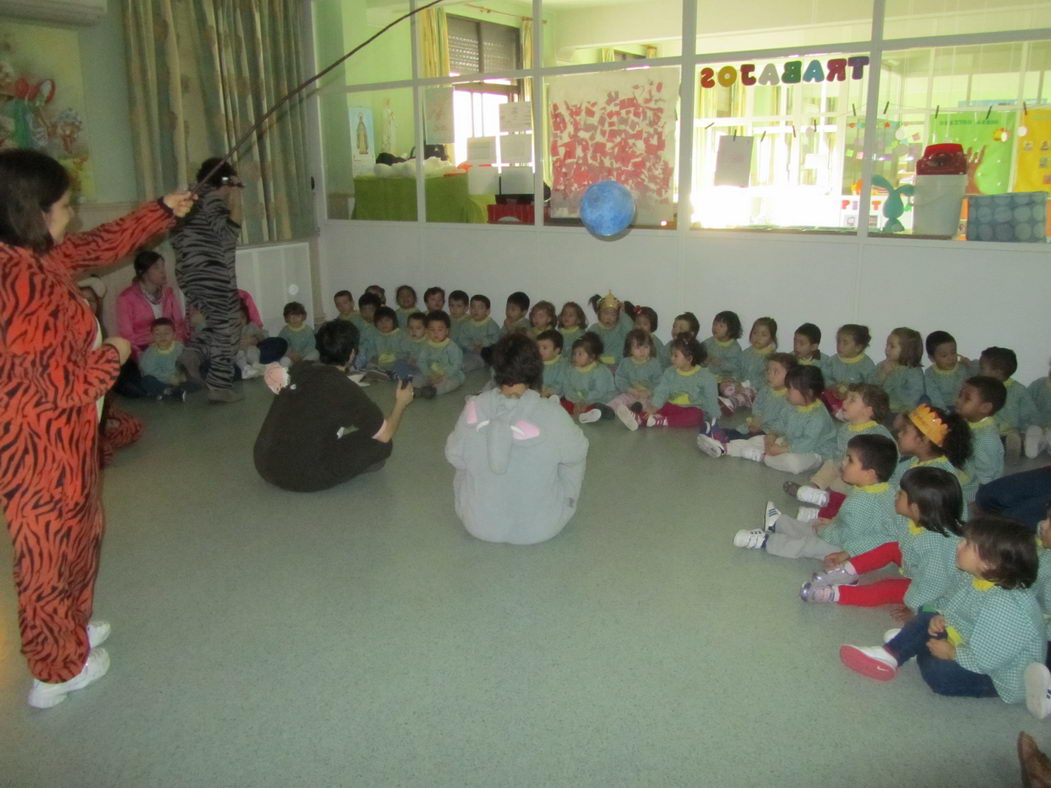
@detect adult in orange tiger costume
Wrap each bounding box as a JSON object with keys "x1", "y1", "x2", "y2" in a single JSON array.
[{"x1": 0, "y1": 149, "x2": 194, "y2": 708}]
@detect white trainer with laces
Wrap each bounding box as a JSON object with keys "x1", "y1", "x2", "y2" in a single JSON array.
[
  {"x1": 27, "y1": 647, "x2": 110, "y2": 709},
  {"x1": 1025, "y1": 663, "x2": 1051, "y2": 720},
  {"x1": 795, "y1": 485, "x2": 830, "y2": 507},
  {"x1": 578, "y1": 409, "x2": 602, "y2": 425},
  {"x1": 733, "y1": 529, "x2": 767, "y2": 549},
  {"x1": 764, "y1": 501, "x2": 781, "y2": 531},
  {"x1": 696, "y1": 434, "x2": 725, "y2": 458},
  {"x1": 614, "y1": 404, "x2": 639, "y2": 432},
  {"x1": 796, "y1": 506, "x2": 819, "y2": 522}
]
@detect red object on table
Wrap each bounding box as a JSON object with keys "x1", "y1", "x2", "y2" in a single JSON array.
[
  {"x1": 487, "y1": 203, "x2": 542, "y2": 224},
  {"x1": 916, "y1": 143, "x2": 967, "y2": 175}
]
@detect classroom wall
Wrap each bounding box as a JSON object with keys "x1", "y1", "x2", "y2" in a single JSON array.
[{"x1": 316, "y1": 220, "x2": 1051, "y2": 383}]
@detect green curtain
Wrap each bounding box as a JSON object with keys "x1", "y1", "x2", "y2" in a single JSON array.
[{"x1": 123, "y1": 0, "x2": 313, "y2": 243}]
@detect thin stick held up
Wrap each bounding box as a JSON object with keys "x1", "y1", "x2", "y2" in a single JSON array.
[{"x1": 193, "y1": 0, "x2": 446, "y2": 194}]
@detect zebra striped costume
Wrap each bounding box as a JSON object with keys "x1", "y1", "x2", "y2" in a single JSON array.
[{"x1": 171, "y1": 190, "x2": 240, "y2": 391}]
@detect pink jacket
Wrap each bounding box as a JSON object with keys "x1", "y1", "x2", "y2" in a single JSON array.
[{"x1": 116, "y1": 283, "x2": 188, "y2": 359}]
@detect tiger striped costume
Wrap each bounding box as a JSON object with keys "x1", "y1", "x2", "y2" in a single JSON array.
[
  {"x1": 100, "y1": 397, "x2": 144, "y2": 467},
  {"x1": 0, "y1": 201, "x2": 174, "y2": 683},
  {"x1": 171, "y1": 191, "x2": 241, "y2": 392}
]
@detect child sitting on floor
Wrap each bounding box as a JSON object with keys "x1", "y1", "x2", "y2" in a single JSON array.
[
  {"x1": 839, "y1": 516, "x2": 1044, "y2": 709},
  {"x1": 236, "y1": 300, "x2": 269, "y2": 380},
  {"x1": 1023, "y1": 502, "x2": 1051, "y2": 719},
  {"x1": 736, "y1": 317, "x2": 778, "y2": 400},
  {"x1": 403, "y1": 312, "x2": 428, "y2": 366},
  {"x1": 562, "y1": 332, "x2": 616, "y2": 424},
  {"x1": 458, "y1": 294, "x2": 500, "y2": 372},
  {"x1": 823, "y1": 323, "x2": 877, "y2": 415},
  {"x1": 876, "y1": 327, "x2": 925, "y2": 418},
  {"x1": 423, "y1": 286, "x2": 445, "y2": 313},
  {"x1": 615, "y1": 334, "x2": 717, "y2": 431},
  {"x1": 394, "y1": 284, "x2": 419, "y2": 327},
  {"x1": 955, "y1": 375, "x2": 1007, "y2": 506},
  {"x1": 1027, "y1": 359, "x2": 1051, "y2": 458},
  {"x1": 799, "y1": 466, "x2": 963, "y2": 609},
  {"x1": 609, "y1": 329, "x2": 663, "y2": 415},
  {"x1": 793, "y1": 322, "x2": 827, "y2": 372},
  {"x1": 702, "y1": 310, "x2": 743, "y2": 385},
  {"x1": 923, "y1": 330, "x2": 973, "y2": 410},
  {"x1": 558, "y1": 301, "x2": 588, "y2": 347},
  {"x1": 979, "y1": 345, "x2": 1037, "y2": 461},
  {"x1": 588, "y1": 292, "x2": 629, "y2": 367},
  {"x1": 725, "y1": 365, "x2": 837, "y2": 474},
  {"x1": 448, "y1": 290, "x2": 470, "y2": 348},
  {"x1": 632, "y1": 306, "x2": 667, "y2": 366},
  {"x1": 501, "y1": 291, "x2": 531, "y2": 336},
  {"x1": 537, "y1": 329, "x2": 568, "y2": 398},
  {"x1": 783, "y1": 383, "x2": 894, "y2": 512},
  {"x1": 889, "y1": 404, "x2": 973, "y2": 494},
  {"x1": 364, "y1": 305, "x2": 407, "y2": 377},
  {"x1": 413, "y1": 310, "x2": 465, "y2": 399},
  {"x1": 528, "y1": 300, "x2": 557, "y2": 339},
  {"x1": 278, "y1": 301, "x2": 319, "y2": 365},
  {"x1": 139, "y1": 318, "x2": 190, "y2": 401},
  {"x1": 733, "y1": 434, "x2": 898, "y2": 560}
]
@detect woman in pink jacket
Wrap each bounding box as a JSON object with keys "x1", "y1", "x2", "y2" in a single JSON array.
[{"x1": 116, "y1": 250, "x2": 188, "y2": 359}]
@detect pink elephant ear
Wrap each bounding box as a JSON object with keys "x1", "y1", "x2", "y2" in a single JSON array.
[
  {"x1": 465, "y1": 399, "x2": 479, "y2": 425},
  {"x1": 510, "y1": 420, "x2": 540, "y2": 440}
]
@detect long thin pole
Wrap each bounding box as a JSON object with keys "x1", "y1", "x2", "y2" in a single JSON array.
[{"x1": 193, "y1": 0, "x2": 447, "y2": 194}]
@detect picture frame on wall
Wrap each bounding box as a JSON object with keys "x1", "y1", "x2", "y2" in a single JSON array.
[{"x1": 350, "y1": 106, "x2": 375, "y2": 173}]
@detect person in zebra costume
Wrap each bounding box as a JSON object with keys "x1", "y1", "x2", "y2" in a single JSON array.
[{"x1": 171, "y1": 158, "x2": 244, "y2": 403}]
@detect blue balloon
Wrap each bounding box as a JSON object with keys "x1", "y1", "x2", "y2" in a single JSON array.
[{"x1": 579, "y1": 181, "x2": 636, "y2": 238}]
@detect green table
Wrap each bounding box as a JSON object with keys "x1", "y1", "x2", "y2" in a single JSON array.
[{"x1": 352, "y1": 173, "x2": 488, "y2": 223}]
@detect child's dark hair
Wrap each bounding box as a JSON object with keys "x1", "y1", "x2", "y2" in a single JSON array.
[
  {"x1": 573, "y1": 332, "x2": 603, "y2": 360},
  {"x1": 907, "y1": 405, "x2": 973, "y2": 468},
  {"x1": 674, "y1": 312, "x2": 700, "y2": 337},
  {"x1": 530, "y1": 300, "x2": 556, "y2": 325},
  {"x1": 767, "y1": 352, "x2": 797, "y2": 374},
  {"x1": 423, "y1": 286, "x2": 445, "y2": 302},
  {"x1": 358, "y1": 292, "x2": 380, "y2": 310},
  {"x1": 623, "y1": 328, "x2": 656, "y2": 358},
  {"x1": 751, "y1": 316, "x2": 777, "y2": 346},
  {"x1": 333, "y1": 289, "x2": 352, "y2": 302},
  {"x1": 425, "y1": 310, "x2": 450, "y2": 328},
  {"x1": 491, "y1": 334, "x2": 542, "y2": 389},
  {"x1": 536, "y1": 329, "x2": 563, "y2": 352},
  {"x1": 963, "y1": 375, "x2": 1007, "y2": 414},
  {"x1": 507, "y1": 291, "x2": 530, "y2": 313},
  {"x1": 838, "y1": 323, "x2": 871, "y2": 350},
  {"x1": 366, "y1": 284, "x2": 386, "y2": 302},
  {"x1": 785, "y1": 365, "x2": 825, "y2": 401},
  {"x1": 670, "y1": 334, "x2": 705, "y2": 367},
  {"x1": 559, "y1": 301, "x2": 587, "y2": 328},
  {"x1": 713, "y1": 310, "x2": 742, "y2": 340},
  {"x1": 962, "y1": 515, "x2": 1038, "y2": 589},
  {"x1": 373, "y1": 306, "x2": 397, "y2": 326},
  {"x1": 449, "y1": 289, "x2": 469, "y2": 305},
  {"x1": 847, "y1": 382, "x2": 890, "y2": 424},
  {"x1": 316, "y1": 319, "x2": 359, "y2": 366},
  {"x1": 633, "y1": 306, "x2": 659, "y2": 332},
  {"x1": 847, "y1": 434, "x2": 898, "y2": 483},
  {"x1": 890, "y1": 327, "x2": 923, "y2": 367},
  {"x1": 899, "y1": 467, "x2": 964, "y2": 538},
  {"x1": 396, "y1": 284, "x2": 417, "y2": 303},
  {"x1": 470, "y1": 294, "x2": 491, "y2": 310},
  {"x1": 151, "y1": 317, "x2": 175, "y2": 330},
  {"x1": 925, "y1": 330, "x2": 955, "y2": 357},
  {"x1": 980, "y1": 346, "x2": 1017, "y2": 379},
  {"x1": 407, "y1": 311, "x2": 427, "y2": 327},
  {"x1": 795, "y1": 322, "x2": 821, "y2": 345},
  {"x1": 283, "y1": 301, "x2": 306, "y2": 319}
]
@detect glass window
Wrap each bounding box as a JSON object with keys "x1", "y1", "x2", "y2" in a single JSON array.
[
  {"x1": 866, "y1": 41, "x2": 1050, "y2": 237},
  {"x1": 545, "y1": 67, "x2": 680, "y2": 229},
  {"x1": 543, "y1": 0, "x2": 681, "y2": 67},
  {"x1": 697, "y1": 0, "x2": 871, "y2": 54},
  {"x1": 884, "y1": 0, "x2": 1051, "y2": 40},
  {"x1": 691, "y1": 55, "x2": 870, "y2": 232}
]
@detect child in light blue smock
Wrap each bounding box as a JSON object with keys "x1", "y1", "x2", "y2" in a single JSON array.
[
  {"x1": 877, "y1": 327, "x2": 925, "y2": 417},
  {"x1": 954, "y1": 375, "x2": 1006, "y2": 506}
]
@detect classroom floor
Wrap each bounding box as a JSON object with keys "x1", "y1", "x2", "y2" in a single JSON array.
[{"x1": 0, "y1": 371, "x2": 1044, "y2": 787}]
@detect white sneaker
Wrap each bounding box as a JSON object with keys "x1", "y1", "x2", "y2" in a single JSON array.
[
  {"x1": 27, "y1": 647, "x2": 110, "y2": 709},
  {"x1": 87, "y1": 619, "x2": 110, "y2": 648},
  {"x1": 733, "y1": 529, "x2": 767, "y2": 549},
  {"x1": 795, "y1": 485, "x2": 830, "y2": 507},
  {"x1": 741, "y1": 447, "x2": 764, "y2": 462},
  {"x1": 796, "y1": 506, "x2": 819, "y2": 522},
  {"x1": 578, "y1": 409, "x2": 603, "y2": 425},
  {"x1": 764, "y1": 501, "x2": 781, "y2": 531},
  {"x1": 882, "y1": 628, "x2": 901, "y2": 644},
  {"x1": 1025, "y1": 425, "x2": 1045, "y2": 460},
  {"x1": 839, "y1": 644, "x2": 898, "y2": 681},
  {"x1": 1026, "y1": 663, "x2": 1051, "y2": 720},
  {"x1": 240, "y1": 365, "x2": 260, "y2": 380},
  {"x1": 696, "y1": 434, "x2": 725, "y2": 458},
  {"x1": 614, "y1": 404, "x2": 639, "y2": 432}
]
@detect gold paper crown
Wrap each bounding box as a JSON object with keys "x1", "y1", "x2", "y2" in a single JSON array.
[
  {"x1": 597, "y1": 291, "x2": 621, "y2": 311},
  {"x1": 908, "y1": 404, "x2": 948, "y2": 447}
]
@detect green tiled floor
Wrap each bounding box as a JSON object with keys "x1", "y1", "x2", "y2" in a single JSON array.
[{"x1": 0, "y1": 374, "x2": 1041, "y2": 786}]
